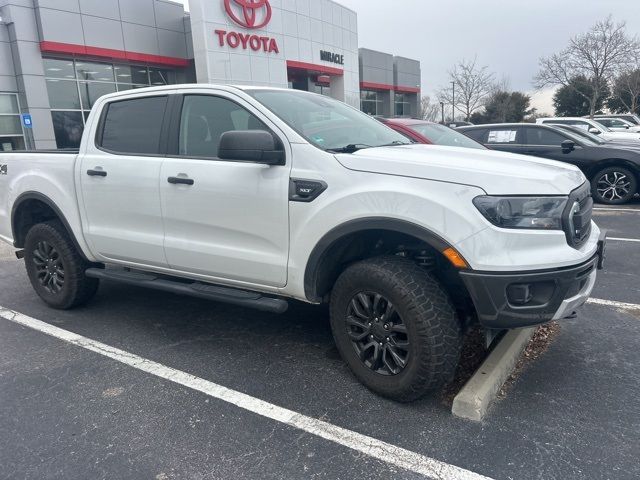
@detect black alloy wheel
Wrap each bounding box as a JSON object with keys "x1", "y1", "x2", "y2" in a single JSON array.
[
  {"x1": 346, "y1": 291, "x2": 409, "y2": 375},
  {"x1": 32, "y1": 240, "x2": 65, "y2": 294}
]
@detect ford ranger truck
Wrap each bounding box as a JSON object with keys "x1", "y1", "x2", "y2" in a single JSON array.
[{"x1": 0, "y1": 85, "x2": 606, "y2": 401}]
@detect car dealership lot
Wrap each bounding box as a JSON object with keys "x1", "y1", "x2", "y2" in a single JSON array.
[{"x1": 1, "y1": 205, "x2": 639, "y2": 480}]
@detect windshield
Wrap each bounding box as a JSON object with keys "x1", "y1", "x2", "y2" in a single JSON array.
[
  {"x1": 247, "y1": 89, "x2": 410, "y2": 151},
  {"x1": 409, "y1": 123, "x2": 485, "y2": 150},
  {"x1": 552, "y1": 124, "x2": 606, "y2": 145}
]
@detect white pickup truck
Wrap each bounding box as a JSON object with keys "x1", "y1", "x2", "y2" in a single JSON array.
[{"x1": 0, "y1": 85, "x2": 606, "y2": 401}]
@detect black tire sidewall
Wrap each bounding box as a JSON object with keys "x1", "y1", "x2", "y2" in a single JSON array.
[
  {"x1": 330, "y1": 256, "x2": 460, "y2": 401},
  {"x1": 591, "y1": 166, "x2": 637, "y2": 204},
  {"x1": 331, "y1": 278, "x2": 426, "y2": 394},
  {"x1": 24, "y1": 222, "x2": 97, "y2": 309}
]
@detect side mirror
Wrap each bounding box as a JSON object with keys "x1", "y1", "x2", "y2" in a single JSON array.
[
  {"x1": 218, "y1": 130, "x2": 285, "y2": 165},
  {"x1": 561, "y1": 139, "x2": 575, "y2": 153},
  {"x1": 588, "y1": 128, "x2": 600, "y2": 135}
]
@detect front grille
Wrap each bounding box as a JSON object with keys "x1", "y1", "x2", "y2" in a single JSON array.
[{"x1": 563, "y1": 182, "x2": 592, "y2": 249}]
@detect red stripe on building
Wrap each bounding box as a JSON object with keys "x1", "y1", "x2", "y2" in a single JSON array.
[
  {"x1": 40, "y1": 41, "x2": 190, "y2": 68},
  {"x1": 360, "y1": 81, "x2": 394, "y2": 91},
  {"x1": 394, "y1": 85, "x2": 421, "y2": 94},
  {"x1": 286, "y1": 60, "x2": 343, "y2": 76},
  {"x1": 360, "y1": 82, "x2": 421, "y2": 93}
]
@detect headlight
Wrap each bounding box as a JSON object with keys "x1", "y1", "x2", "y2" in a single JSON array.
[{"x1": 473, "y1": 196, "x2": 567, "y2": 230}]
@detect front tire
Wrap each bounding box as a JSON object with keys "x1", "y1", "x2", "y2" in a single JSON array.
[
  {"x1": 591, "y1": 166, "x2": 637, "y2": 204},
  {"x1": 24, "y1": 221, "x2": 99, "y2": 309},
  {"x1": 330, "y1": 256, "x2": 461, "y2": 402}
]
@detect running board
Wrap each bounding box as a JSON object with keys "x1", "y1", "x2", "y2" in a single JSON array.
[{"x1": 85, "y1": 268, "x2": 289, "y2": 314}]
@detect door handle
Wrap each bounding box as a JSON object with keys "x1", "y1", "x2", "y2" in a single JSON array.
[
  {"x1": 168, "y1": 176, "x2": 194, "y2": 186},
  {"x1": 87, "y1": 169, "x2": 107, "y2": 177}
]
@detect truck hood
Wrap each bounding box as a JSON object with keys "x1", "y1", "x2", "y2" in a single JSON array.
[{"x1": 335, "y1": 145, "x2": 586, "y2": 195}]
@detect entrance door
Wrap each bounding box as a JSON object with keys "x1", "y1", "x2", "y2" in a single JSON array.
[{"x1": 159, "y1": 92, "x2": 291, "y2": 287}]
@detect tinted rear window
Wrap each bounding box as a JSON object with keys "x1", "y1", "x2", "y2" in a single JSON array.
[{"x1": 99, "y1": 96, "x2": 168, "y2": 154}]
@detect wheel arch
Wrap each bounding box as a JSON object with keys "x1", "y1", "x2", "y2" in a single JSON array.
[
  {"x1": 11, "y1": 191, "x2": 89, "y2": 261},
  {"x1": 586, "y1": 159, "x2": 640, "y2": 180},
  {"x1": 303, "y1": 217, "x2": 460, "y2": 303}
]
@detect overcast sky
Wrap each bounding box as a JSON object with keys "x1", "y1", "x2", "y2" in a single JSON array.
[{"x1": 177, "y1": 0, "x2": 640, "y2": 113}]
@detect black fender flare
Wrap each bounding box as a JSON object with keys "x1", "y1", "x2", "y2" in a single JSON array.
[
  {"x1": 303, "y1": 217, "x2": 456, "y2": 302},
  {"x1": 11, "y1": 191, "x2": 89, "y2": 260}
]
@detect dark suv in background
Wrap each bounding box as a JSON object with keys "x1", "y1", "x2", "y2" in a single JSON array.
[{"x1": 459, "y1": 123, "x2": 640, "y2": 204}]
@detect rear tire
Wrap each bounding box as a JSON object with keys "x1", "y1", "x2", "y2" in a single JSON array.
[
  {"x1": 329, "y1": 255, "x2": 461, "y2": 402},
  {"x1": 591, "y1": 166, "x2": 637, "y2": 204},
  {"x1": 24, "y1": 221, "x2": 99, "y2": 309}
]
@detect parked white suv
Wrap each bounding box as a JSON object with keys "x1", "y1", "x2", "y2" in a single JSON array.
[
  {"x1": 0, "y1": 85, "x2": 606, "y2": 401},
  {"x1": 537, "y1": 117, "x2": 640, "y2": 142}
]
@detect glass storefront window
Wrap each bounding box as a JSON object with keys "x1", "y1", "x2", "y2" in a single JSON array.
[
  {"x1": 114, "y1": 64, "x2": 150, "y2": 85},
  {"x1": 75, "y1": 61, "x2": 115, "y2": 82},
  {"x1": 0, "y1": 116, "x2": 23, "y2": 136},
  {"x1": 0, "y1": 137, "x2": 25, "y2": 152},
  {"x1": 79, "y1": 82, "x2": 117, "y2": 110},
  {"x1": 0, "y1": 94, "x2": 19, "y2": 114},
  {"x1": 395, "y1": 93, "x2": 411, "y2": 117},
  {"x1": 0, "y1": 93, "x2": 26, "y2": 151},
  {"x1": 43, "y1": 58, "x2": 76, "y2": 80},
  {"x1": 44, "y1": 58, "x2": 180, "y2": 148},
  {"x1": 361, "y1": 90, "x2": 383, "y2": 116},
  {"x1": 46, "y1": 79, "x2": 81, "y2": 110},
  {"x1": 149, "y1": 67, "x2": 174, "y2": 85}
]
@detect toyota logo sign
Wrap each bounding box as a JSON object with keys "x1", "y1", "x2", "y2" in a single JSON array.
[{"x1": 224, "y1": 0, "x2": 272, "y2": 29}]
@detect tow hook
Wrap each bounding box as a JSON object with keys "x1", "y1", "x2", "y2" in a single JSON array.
[{"x1": 15, "y1": 250, "x2": 24, "y2": 259}]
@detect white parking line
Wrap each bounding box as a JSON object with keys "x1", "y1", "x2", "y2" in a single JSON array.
[
  {"x1": 587, "y1": 298, "x2": 640, "y2": 310},
  {"x1": 0, "y1": 306, "x2": 492, "y2": 480},
  {"x1": 593, "y1": 207, "x2": 640, "y2": 213},
  {"x1": 608, "y1": 237, "x2": 640, "y2": 243}
]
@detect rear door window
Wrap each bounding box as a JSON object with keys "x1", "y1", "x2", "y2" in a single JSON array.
[
  {"x1": 524, "y1": 127, "x2": 567, "y2": 146},
  {"x1": 98, "y1": 96, "x2": 168, "y2": 155}
]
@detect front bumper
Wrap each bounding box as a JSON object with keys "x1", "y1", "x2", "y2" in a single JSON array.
[{"x1": 460, "y1": 232, "x2": 606, "y2": 329}]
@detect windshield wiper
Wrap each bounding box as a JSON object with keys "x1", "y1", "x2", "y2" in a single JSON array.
[
  {"x1": 327, "y1": 141, "x2": 411, "y2": 153},
  {"x1": 326, "y1": 144, "x2": 373, "y2": 153},
  {"x1": 376, "y1": 140, "x2": 413, "y2": 147}
]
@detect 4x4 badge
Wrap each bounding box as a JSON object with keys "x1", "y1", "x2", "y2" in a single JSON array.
[{"x1": 0, "y1": 164, "x2": 7, "y2": 175}]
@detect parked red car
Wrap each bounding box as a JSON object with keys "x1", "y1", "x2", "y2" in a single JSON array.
[{"x1": 379, "y1": 118, "x2": 486, "y2": 149}]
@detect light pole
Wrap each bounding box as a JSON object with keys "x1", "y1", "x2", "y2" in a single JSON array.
[
  {"x1": 451, "y1": 81, "x2": 456, "y2": 122},
  {"x1": 440, "y1": 101, "x2": 444, "y2": 124}
]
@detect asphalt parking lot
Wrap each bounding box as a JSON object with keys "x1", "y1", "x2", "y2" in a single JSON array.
[{"x1": 1, "y1": 202, "x2": 639, "y2": 480}]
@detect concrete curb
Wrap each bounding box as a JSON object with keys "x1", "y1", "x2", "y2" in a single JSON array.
[{"x1": 452, "y1": 327, "x2": 536, "y2": 422}]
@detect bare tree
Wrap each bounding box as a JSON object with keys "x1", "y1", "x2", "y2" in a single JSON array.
[
  {"x1": 439, "y1": 56, "x2": 495, "y2": 121},
  {"x1": 534, "y1": 16, "x2": 640, "y2": 118},
  {"x1": 610, "y1": 49, "x2": 640, "y2": 113},
  {"x1": 420, "y1": 96, "x2": 442, "y2": 122}
]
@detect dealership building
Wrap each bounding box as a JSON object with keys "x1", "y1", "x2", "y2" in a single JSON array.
[{"x1": 0, "y1": 0, "x2": 421, "y2": 150}]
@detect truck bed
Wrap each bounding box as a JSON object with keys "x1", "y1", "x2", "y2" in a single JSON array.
[{"x1": 0, "y1": 151, "x2": 80, "y2": 245}]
